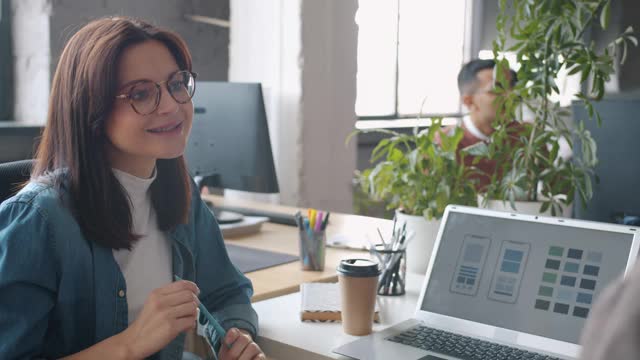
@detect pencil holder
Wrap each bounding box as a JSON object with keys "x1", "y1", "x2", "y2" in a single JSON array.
[
  {"x1": 299, "y1": 229, "x2": 326, "y2": 271},
  {"x1": 373, "y1": 245, "x2": 406, "y2": 296}
]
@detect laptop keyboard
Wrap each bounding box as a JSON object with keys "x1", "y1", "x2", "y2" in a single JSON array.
[{"x1": 387, "y1": 325, "x2": 563, "y2": 360}]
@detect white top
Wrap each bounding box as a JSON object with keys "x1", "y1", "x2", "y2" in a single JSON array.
[
  {"x1": 112, "y1": 168, "x2": 173, "y2": 323},
  {"x1": 462, "y1": 115, "x2": 490, "y2": 141}
]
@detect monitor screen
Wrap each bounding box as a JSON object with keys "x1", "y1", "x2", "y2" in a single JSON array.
[
  {"x1": 421, "y1": 211, "x2": 635, "y2": 344},
  {"x1": 185, "y1": 82, "x2": 279, "y2": 193}
]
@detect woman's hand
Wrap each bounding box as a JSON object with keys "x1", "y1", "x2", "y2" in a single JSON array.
[
  {"x1": 218, "y1": 328, "x2": 265, "y2": 360},
  {"x1": 118, "y1": 280, "x2": 200, "y2": 359}
]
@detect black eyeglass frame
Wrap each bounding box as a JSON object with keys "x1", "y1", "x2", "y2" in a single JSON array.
[{"x1": 115, "y1": 70, "x2": 198, "y2": 115}]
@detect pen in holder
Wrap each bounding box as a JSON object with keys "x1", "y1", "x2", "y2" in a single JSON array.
[
  {"x1": 373, "y1": 244, "x2": 406, "y2": 296},
  {"x1": 295, "y1": 209, "x2": 329, "y2": 271},
  {"x1": 368, "y1": 218, "x2": 410, "y2": 296}
]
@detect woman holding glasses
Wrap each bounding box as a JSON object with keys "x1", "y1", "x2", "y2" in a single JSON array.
[{"x1": 0, "y1": 17, "x2": 265, "y2": 360}]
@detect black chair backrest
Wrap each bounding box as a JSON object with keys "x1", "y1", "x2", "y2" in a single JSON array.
[{"x1": 0, "y1": 160, "x2": 34, "y2": 204}]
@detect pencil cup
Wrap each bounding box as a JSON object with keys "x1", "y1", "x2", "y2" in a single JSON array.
[
  {"x1": 298, "y1": 229, "x2": 326, "y2": 271},
  {"x1": 373, "y1": 245, "x2": 406, "y2": 296}
]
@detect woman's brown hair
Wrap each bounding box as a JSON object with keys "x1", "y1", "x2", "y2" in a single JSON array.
[{"x1": 33, "y1": 17, "x2": 192, "y2": 249}]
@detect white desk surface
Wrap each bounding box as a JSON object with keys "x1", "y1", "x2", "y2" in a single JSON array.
[{"x1": 254, "y1": 272, "x2": 426, "y2": 360}]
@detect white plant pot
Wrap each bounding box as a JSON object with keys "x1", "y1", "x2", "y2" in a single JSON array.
[
  {"x1": 481, "y1": 197, "x2": 572, "y2": 218},
  {"x1": 395, "y1": 211, "x2": 441, "y2": 275}
]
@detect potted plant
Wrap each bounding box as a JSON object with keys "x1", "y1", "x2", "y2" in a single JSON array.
[
  {"x1": 351, "y1": 118, "x2": 477, "y2": 274},
  {"x1": 472, "y1": 0, "x2": 637, "y2": 216}
]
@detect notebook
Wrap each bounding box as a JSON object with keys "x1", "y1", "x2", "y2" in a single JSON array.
[
  {"x1": 333, "y1": 205, "x2": 640, "y2": 359},
  {"x1": 300, "y1": 282, "x2": 380, "y2": 322}
]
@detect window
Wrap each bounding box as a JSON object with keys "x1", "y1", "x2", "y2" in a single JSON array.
[{"x1": 355, "y1": 0, "x2": 469, "y2": 119}]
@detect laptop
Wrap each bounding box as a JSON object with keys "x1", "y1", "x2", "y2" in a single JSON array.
[{"x1": 334, "y1": 205, "x2": 640, "y2": 360}]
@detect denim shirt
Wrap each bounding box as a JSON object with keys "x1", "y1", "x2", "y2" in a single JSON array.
[{"x1": 0, "y1": 179, "x2": 258, "y2": 359}]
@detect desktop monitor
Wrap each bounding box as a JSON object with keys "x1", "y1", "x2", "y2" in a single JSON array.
[
  {"x1": 572, "y1": 97, "x2": 640, "y2": 224},
  {"x1": 184, "y1": 82, "x2": 280, "y2": 224},
  {"x1": 185, "y1": 81, "x2": 279, "y2": 194}
]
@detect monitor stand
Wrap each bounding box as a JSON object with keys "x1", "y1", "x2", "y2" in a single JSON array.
[
  {"x1": 202, "y1": 198, "x2": 245, "y2": 224},
  {"x1": 204, "y1": 198, "x2": 269, "y2": 237},
  {"x1": 211, "y1": 204, "x2": 244, "y2": 224},
  {"x1": 195, "y1": 175, "x2": 245, "y2": 224}
]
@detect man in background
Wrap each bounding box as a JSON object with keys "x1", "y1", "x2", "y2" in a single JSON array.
[{"x1": 438, "y1": 59, "x2": 518, "y2": 190}]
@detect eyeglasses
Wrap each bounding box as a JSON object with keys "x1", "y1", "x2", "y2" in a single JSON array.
[
  {"x1": 475, "y1": 83, "x2": 511, "y2": 96},
  {"x1": 115, "y1": 70, "x2": 197, "y2": 115},
  {"x1": 475, "y1": 87, "x2": 495, "y2": 94}
]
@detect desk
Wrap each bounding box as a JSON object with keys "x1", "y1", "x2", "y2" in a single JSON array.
[
  {"x1": 202, "y1": 194, "x2": 393, "y2": 302},
  {"x1": 253, "y1": 272, "x2": 425, "y2": 359},
  {"x1": 200, "y1": 195, "x2": 408, "y2": 359}
]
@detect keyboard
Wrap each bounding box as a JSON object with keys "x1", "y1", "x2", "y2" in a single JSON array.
[
  {"x1": 217, "y1": 205, "x2": 298, "y2": 226},
  {"x1": 387, "y1": 325, "x2": 562, "y2": 360}
]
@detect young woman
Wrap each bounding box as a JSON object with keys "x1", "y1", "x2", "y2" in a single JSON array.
[{"x1": 0, "y1": 17, "x2": 265, "y2": 360}]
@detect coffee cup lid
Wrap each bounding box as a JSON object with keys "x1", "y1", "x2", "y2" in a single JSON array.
[{"x1": 337, "y1": 258, "x2": 381, "y2": 277}]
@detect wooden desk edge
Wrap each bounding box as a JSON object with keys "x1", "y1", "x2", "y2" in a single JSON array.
[{"x1": 202, "y1": 194, "x2": 392, "y2": 303}]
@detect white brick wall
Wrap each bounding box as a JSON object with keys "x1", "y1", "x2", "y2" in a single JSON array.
[{"x1": 12, "y1": 0, "x2": 50, "y2": 124}]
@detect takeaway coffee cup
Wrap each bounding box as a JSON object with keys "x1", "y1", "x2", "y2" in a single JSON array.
[{"x1": 337, "y1": 258, "x2": 381, "y2": 336}]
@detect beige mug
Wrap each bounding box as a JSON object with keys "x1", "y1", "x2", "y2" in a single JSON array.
[{"x1": 338, "y1": 258, "x2": 381, "y2": 336}]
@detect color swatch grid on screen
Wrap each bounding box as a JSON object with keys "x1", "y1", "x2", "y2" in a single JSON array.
[
  {"x1": 534, "y1": 245, "x2": 602, "y2": 319},
  {"x1": 450, "y1": 235, "x2": 491, "y2": 296}
]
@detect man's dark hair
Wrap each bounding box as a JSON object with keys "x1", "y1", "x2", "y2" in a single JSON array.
[
  {"x1": 457, "y1": 59, "x2": 517, "y2": 95},
  {"x1": 457, "y1": 59, "x2": 496, "y2": 95}
]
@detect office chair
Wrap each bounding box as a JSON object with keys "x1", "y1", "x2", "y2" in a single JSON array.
[{"x1": 0, "y1": 159, "x2": 33, "y2": 204}]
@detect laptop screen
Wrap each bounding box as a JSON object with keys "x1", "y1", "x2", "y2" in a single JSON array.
[{"x1": 420, "y1": 210, "x2": 635, "y2": 344}]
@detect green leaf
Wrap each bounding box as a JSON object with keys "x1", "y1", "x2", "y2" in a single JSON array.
[
  {"x1": 567, "y1": 65, "x2": 582, "y2": 76},
  {"x1": 463, "y1": 142, "x2": 489, "y2": 157},
  {"x1": 345, "y1": 130, "x2": 359, "y2": 146},
  {"x1": 580, "y1": 63, "x2": 591, "y2": 84},
  {"x1": 621, "y1": 42, "x2": 629, "y2": 64},
  {"x1": 540, "y1": 201, "x2": 551, "y2": 214},
  {"x1": 549, "y1": 141, "x2": 559, "y2": 163},
  {"x1": 388, "y1": 148, "x2": 404, "y2": 163},
  {"x1": 370, "y1": 138, "x2": 390, "y2": 162},
  {"x1": 585, "y1": 175, "x2": 593, "y2": 200},
  {"x1": 600, "y1": 0, "x2": 610, "y2": 30},
  {"x1": 596, "y1": 76, "x2": 605, "y2": 100},
  {"x1": 424, "y1": 208, "x2": 434, "y2": 221}
]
